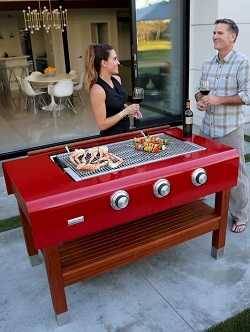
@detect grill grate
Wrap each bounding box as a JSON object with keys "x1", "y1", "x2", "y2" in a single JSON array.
[{"x1": 52, "y1": 134, "x2": 206, "y2": 181}]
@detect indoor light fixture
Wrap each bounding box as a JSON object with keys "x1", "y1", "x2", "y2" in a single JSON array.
[{"x1": 23, "y1": 0, "x2": 68, "y2": 34}]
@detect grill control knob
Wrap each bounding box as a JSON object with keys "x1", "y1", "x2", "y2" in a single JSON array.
[
  {"x1": 110, "y1": 190, "x2": 130, "y2": 210},
  {"x1": 192, "y1": 168, "x2": 207, "y2": 186},
  {"x1": 153, "y1": 179, "x2": 170, "y2": 198}
]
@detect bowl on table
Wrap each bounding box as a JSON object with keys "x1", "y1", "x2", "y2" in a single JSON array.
[{"x1": 44, "y1": 66, "x2": 56, "y2": 77}]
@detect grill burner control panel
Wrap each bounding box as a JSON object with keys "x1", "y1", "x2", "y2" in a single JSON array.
[{"x1": 110, "y1": 168, "x2": 207, "y2": 210}]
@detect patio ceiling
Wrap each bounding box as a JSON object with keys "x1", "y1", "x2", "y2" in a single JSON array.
[{"x1": 0, "y1": 0, "x2": 130, "y2": 11}]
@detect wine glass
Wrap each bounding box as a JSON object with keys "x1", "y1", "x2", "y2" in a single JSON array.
[
  {"x1": 129, "y1": 87, "x2": 144, "y2": 129},
  {"x1": 199, "y1": 80, "x2": 210, "y2": 96},
  {"x1": 132, "y1": 87, "x2": 144, "y2": 104}
]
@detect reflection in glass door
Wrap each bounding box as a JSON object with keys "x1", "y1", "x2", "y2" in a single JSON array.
[{"x1": 132, "y1": 0, "x2": 188, "y2": 128}]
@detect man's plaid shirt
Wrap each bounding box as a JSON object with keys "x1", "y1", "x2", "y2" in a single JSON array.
[{"x1": 200, "y1": 50, "x2": 250, "y2": 138}]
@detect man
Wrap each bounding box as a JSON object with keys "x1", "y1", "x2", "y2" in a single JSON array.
[{"x1": 196, "y1": 18, "x2": 250, "y2": 233}]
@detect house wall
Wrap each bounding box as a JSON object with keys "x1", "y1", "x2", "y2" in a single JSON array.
[
  {"x1": 0, "y1": 12, "x2": 22, "y2": 57},
  {"x1": 190, "y1": 0, "x2": 250, "y2": 125},
  {"x1": 67, "y1": 9, "x2": 119, "y2": 74},
  {"x1": 117, "y1": 20, "x2": 131, "y2": 61},
  {"x1": 50, "y1": 30, "x2": 65, "y2": 73},
  {"x1": 30, "y1": 31, "x2": 46, "y2": 59}
]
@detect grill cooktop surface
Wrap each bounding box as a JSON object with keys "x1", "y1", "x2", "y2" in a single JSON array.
[{"x1": 52, "y1": 134, "x2": 206, "y2": 181}]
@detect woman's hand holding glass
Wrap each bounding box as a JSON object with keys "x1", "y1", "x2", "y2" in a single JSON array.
[{"x1": 123, "y1": 103, "x2": 143, "y2": 119}]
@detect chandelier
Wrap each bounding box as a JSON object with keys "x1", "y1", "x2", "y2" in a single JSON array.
[{"x1": 23, "y1": 0, "x2": 68, "y2": 34}]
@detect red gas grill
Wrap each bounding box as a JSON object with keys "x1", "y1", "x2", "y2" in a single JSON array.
[{"x1": 3, "y1": 126, "x2": 239, "y2": 324}]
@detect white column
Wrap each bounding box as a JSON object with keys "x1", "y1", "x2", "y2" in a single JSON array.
[{"x1": 190, "y1": 0, "x2": 250, "y2": 124}]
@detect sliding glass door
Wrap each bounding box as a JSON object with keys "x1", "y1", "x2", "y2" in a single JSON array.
[{"x1": 131, "y1": 0, "x2": 189, "y2": 128}]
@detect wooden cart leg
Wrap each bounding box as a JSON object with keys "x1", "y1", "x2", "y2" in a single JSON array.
[
  {"x1": 18, "y1": 204, "x2": 41, "y2": 266},
  {"x1": 211, "y1": 189, "x2": 230, "y2": 259},
  {"x1": 43, "y1": 246, "x2": 70, "y2": 325}
]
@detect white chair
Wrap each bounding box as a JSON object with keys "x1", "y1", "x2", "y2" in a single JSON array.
[
  {"x1": 17, "y1": 77, "x2": 47, "y2": 114},
  {"x1": 28, "y1": 71, "x2": 42, "y2": 80},
  {"x1": 4, "y1": 65, "x2": 29, "y2": 93},
  {"x1": 69, "y1": 70, "x2": 77, "y2": 77},
  {"x1": 42, "y1": 83, "x2": 58, "y2": 112},
  {"x1": 73, "y1": 72, "x2": 84, "y2": 104},
  {"x1": 52, "y1": 79, "x2": 76, "y2": 115},
  {"x1": 0, "y1": 66, "x2": 9, "y2": 95}
]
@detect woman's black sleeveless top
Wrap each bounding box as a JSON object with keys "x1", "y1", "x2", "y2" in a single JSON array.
[{"x1": 96, "y1": 76, "x2": 129, "y2": 136}]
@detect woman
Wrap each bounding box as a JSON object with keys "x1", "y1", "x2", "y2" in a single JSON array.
[{"x1": 84, "y1": 44, "x2": 140, "y2": 136}]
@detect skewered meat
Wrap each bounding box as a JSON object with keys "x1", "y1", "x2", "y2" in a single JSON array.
[{"x1": 133, "y1": 135, "x2": 168, "y2": 153}]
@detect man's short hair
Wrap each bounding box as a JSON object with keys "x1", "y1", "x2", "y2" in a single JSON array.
[{"x1": 214, "y1": 18, "x2": 239, "y2": 40}]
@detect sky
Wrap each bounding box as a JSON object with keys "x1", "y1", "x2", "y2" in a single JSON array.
[{"x1": 136, "y1": 0, "x2": 169, "y2": 9}]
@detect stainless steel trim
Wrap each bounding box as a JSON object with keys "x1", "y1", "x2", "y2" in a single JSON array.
[
  {"x1": 53, "y1": 133, "x2": 206, "y2": 182},
  {"x1": 191, "y1": 168, "x2": 207, "y2": 186},
  {"x1": 110, "y1": 190, "x2": 130, "y2": 210},
  {"x1": 211, "y1": 246, "x2": 224, "y2": 259},
  {"x1": 153, "y1": 179, "x2": 170, "y2": 198},
  {"x1": 29, "y1": 254, "x2": 42, "y2": 266},
  {"x1": 64, "y1": 167, "x2": 82, "y2": 182},
  {"x1": 67, "y1": 216, "x2": 84, "y2": 226},
  {"x1": 56, "y1": 312, "x2": 71, "y2": 326}
]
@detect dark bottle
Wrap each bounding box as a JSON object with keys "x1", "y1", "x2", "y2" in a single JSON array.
[{"x1": 183, "y1": 100, "x2": 193, "y2": 137}]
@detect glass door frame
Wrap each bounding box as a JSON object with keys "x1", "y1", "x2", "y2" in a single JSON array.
[{"x1": 130, "y1": 0, "x2": 190, "y2": 129}]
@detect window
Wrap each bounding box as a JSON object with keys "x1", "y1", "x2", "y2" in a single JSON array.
[
  {"x1": 91, "y1": 23, "x2": 109, "y2": 44},
  {"x1": 0, "y1": 1, "x2": 189, "y2": 158},
  {"x1": 133, "y1": 0, "x2": 188, "y2": 128}
]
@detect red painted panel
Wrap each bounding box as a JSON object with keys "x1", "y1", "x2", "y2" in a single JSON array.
[{"x1": 2, "y1": 127, "x2": 239, "y2": 248}]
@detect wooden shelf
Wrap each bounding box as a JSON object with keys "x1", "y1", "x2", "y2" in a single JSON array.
[{"x1": 59, "y1": 201, "x2": 220, "y2": 286}]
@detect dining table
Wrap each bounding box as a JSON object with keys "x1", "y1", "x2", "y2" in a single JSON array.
[
  {"x1": 28, "y1": 73, "x2": 77, "y2": 85},
  {"x1": 28, "y1": 73, "x2": 77, "y2": 112}
]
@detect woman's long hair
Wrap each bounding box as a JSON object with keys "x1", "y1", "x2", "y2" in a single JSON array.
[{"x1": 84, "y1": 43, "x2": 113, "y2": 92}]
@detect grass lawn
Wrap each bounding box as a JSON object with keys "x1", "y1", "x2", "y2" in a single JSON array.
[
  {"x1": 244, "y1": 134, "x2": 250, "y2": 142},
  {"x1": 207, "y1": 308, "x2": 250, "y2": 332},
  {"x1": 138, "y1": 40, "x2": 172, "y2": 51},
  {"x1": 138, "y1": 49, "x2": 171, "y2": 62},
  {"x1": 245, "y1": 154, "x2": 250, "y2": 163},
  {"x1": 0, "y1": 215, "x2": 20, "y2": 233}
]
